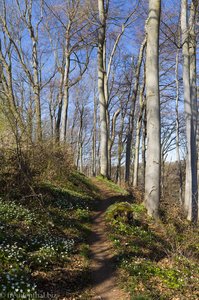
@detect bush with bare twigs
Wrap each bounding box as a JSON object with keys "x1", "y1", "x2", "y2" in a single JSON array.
[{"x1": 0, "y1": 141, "x2": 74, "y2": 199}]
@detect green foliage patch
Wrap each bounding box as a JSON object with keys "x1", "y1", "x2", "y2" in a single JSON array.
[{"x1": 106, "y1": 202, "x2": 199, "y2": 300}]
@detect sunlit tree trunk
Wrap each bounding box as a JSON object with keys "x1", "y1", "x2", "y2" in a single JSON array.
[
  {"x1": 108, "y1": 109, "x2": 120, "y2": 177},
  {"x1": 31, "y1": 33, "x2": 42, "y2": 142},
  {"x1": 142, "y1": 108, "x2": 147, "y2": 188},
  {"x1": 60, "y1": 28, "x2": 71, "y2": 142},
  {"x1": 181, "y1": 0, "x2": 198, "y2": 222},
  {"x1": 125, "y1": 37, "x2": 146, "y2": 184},
  {"x1": 76, "y1": 108, "x2": 83, "y2": 173},
  {"x1": 144, "y1": 0, "x2": 161, "y2": 218},
  {"x1": 175, "y1": 47, "x2": 183, "y2": 204},
  {"x1": 98, "y1": 0, "x2": 108, "y2": 177},
  {"x1": 116, "y1": 112, "x2": 125, "y2": 184},
  {"x1": 189, "y1": 0, "x2": 198, "y2": 222},
  {"x1": 133, "y1": 72, "x2": 145, "y2": 187},
  {"x1": 55, "y1": 71, "x2": 65, "y2": 142},
  {"x1": 92, "y1": 93, "x2": 97, "y2": 176}
]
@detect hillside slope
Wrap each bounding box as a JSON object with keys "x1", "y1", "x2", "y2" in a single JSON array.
[{"x1": 0, "y1": 171, "x2": 99, "y2": 299}]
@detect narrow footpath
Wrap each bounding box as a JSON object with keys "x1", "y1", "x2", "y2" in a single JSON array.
[{"x1": 88, "y1": 178, "x2": 131, "y2": 300}]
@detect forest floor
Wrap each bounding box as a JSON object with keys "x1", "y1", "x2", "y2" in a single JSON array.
[
  {"x1": 0, "y1": 169, "x2": 199, "y2": 300},
  {"x1": 88, "y1": 177, "x2": 131, "y2": 300}
]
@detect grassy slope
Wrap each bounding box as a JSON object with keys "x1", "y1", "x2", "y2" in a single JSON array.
[
  {"x1": 96, "y1": 175, "x2": 129, "y2": 195},
  {"x1": 0, "y1": 171, "x2": 99, "y2": 299}
]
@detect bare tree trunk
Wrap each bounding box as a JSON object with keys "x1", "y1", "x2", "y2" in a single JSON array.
[
  {"x1": 116, "y1": 112, "x2": 125, "y2": 184},
  {"x1": 31, "y1": 37, "x2": 42, "y2": 142},
  {"x1": 175, "y1": 47, "x2": 183, "y2": 204},
  {"x1": 56, "y1": 101, "x2": 62, "y2": 142},
  {"x1": 49, "y1": 105, "x2": 54, "y2": 138},
  {"x1": 125, "y1": 37, "x2": 146, "y2": 184},
  {"x1": 55, "y1": 71, "x2": 65, "y2": 142},
  {"x1": 108, "y1": 109, "x2": 120, "y2": 178},
  {"x1": 60, "y1": 32, "x2": 70, "y2": 142},
  {"x1": 181, "y1": 0, "x2": 192, "y2": 215},
  {"x1": 142, "y1": 108, "x2": 147, "y2": 188},
  {"x1": 189, "y1": 0, "x2": 198, "y2": 221},
  {"x1": 98, "y1": 0, "x2": 108, "y2": 177},
  {"x1": 92, "y1": 93, "x2": 97, "y2": 176},
  {"x1": 26, "y1": 6, "x2": 43, "y2": 142},
  {"x1": 79, "y1": 140, "x2": 83, "y2": 173},
  {"x1": 125, "y1": 106, "x2": 135, "y2": 183},
  {"x1": 181, "y1": 0, "x2": 198, "y2": 222},
  {"x1": 0, "y1": 56, "x2": 25, "y2": 136},
  {"x1": 76, "y1": 125, "x2": 81, "y2": 170},
  {"x1": 76, "y1": 106, "x2": 84, "y2": 172},
  {"x1": 105, "y1": 10, "x2": 135, "y2": 179},
  {"x1": 144, "y1": 0, "x2": 161, "y2": 219},
  {"x1": 27, "y1": 94, "x2": 33, "y2": 142},
  {"x1": 133, "y1": 74, "x2": 145, "y2": 187},
  {"x1": 161, "y1": 153, "x2": 166, "y2": 198}
]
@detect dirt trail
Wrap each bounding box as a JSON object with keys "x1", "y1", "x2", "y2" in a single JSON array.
[{"x1": 88, "y1": 179, "x2": 130, "y2": 300}]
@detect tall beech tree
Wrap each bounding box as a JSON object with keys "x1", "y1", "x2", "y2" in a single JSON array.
[
  {"x1": 125, "y1": 36, "x2": 146, "y2": 184},
  {"x1": 181, "y1": 0, "x2": 198, "y2": 222},
  {"x1": 97, "y1": 0, "x2": 108, "y2": 177},
  {"x1": 144, "y1": 0, "x2": 161, "y2": 218},
  {"x1": 97, "y1": 0, "x2": 139, "y2": 178}
]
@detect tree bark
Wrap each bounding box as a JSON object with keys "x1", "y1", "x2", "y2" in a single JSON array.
[
  {"x1": 92, "y1": 93, "x2": 97, "y2": 176},
  {"x1": 60, "y1": 28, "x2": 71, "y2": 142},
  {"x1": 189, "y1": 0, "x2": 198, "y2": 222},
  {"x1": 175, "y1": 47, "x2": 183, "y2": 204},
  {"x1": 108, "y1": 109, "x2": 120, "y2": 177},
  {"x1": 142, "y1": 108, "x2": 147, "y2": 188},
  {"x1": 116, "y1": 112, "x2": 125, "y2": 184},
  {"x1": 31, "y1": 33, "x2": 42, "y2": 142},
  {"x1": 125, "y1": 37, "x2": 146, "y2": 184},
  {"x1": 133, "y1": 72, "x2": 146, "y2": 187},
  {"x1": 98, "y1": 0, "x2": 108, "y2": 177},
  {"x1": 144, "y1": 0, "x2": 161, "y2": 219},
  {"x1": 181, "y1": 0, "x2": 198, "y2": 222}
]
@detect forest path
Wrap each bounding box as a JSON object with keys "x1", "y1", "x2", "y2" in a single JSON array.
[{"x1": 88, "y1": 178, "x2": 131, "y2": 300}]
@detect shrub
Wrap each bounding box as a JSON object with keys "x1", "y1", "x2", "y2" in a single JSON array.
[{"x1": 0, "y1": 141, "x2": 74, "y2": 199}]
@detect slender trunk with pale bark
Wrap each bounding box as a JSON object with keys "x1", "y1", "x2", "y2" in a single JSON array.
[
  {"x1": 98, "y1": 0, "x2": 108, "y2": 177},
  {"x1": 189, "y1": 0, "x2": 198, "y2": 222},
  {"x1": 32, "y1": 39, "x2": 42, "y2": 142},
  {"x1": 133, "y1": 74, "x2": 145, "y2": 187},
  {"x1": 125, "y1": 37, "x2": 146, "y2": 184},
  {"x1": 175, "y1": 47, "x2": 183, "y2": 204},
  {"x1": 92, "y1": 93, "x2": 97, "y2": 176},
  {"x1": 116, "y1": 112, "x2": 125, "y2": 184},
  {"x1": 55, "y1": 70, "x2": 65, "y2": 142},
  {"x1": 142, "y1": 108, "x2": 147, "y2": 188},
  {"x1": 181, "y1": 0, "x2": 198, "y2": 222},
  {"x1": 76, "y1": 109, "x2": 83, "y2": 172},
  {"x1": 108, "y1": 109, "x2": 120, "y2": 178},
  {"x1": 60, "y1": 33, "x2": 70, "y2": 142},
  {"x1": 144, "y1": 0, "x2": 161, "y2": 219}
]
